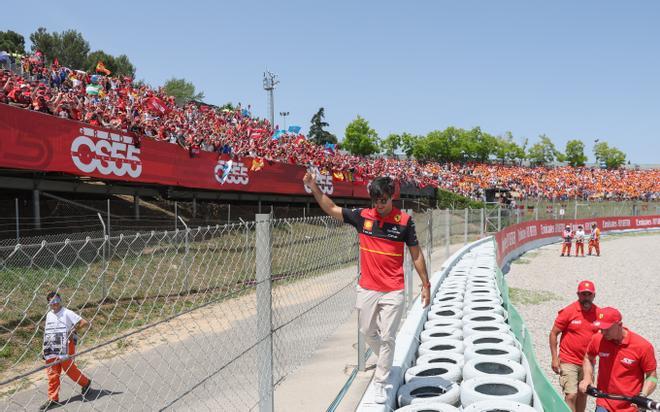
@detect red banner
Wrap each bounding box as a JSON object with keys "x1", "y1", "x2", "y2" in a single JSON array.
[
  {"x1": 495, "y1": 215, "x2": 660, "y2": 265},
  {"x1": 0, "y1": 104, "x2": 379, "y2": 198}
]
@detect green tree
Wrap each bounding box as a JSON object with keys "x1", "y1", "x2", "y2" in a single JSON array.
[
  {"x1": 162, "y1": 78, "x2": 205, "y2": 106},
  {"x1": 494, "y1": 132, "x2": 526, "y2": 164},
  {"x1": 412, "y1": 127, "x2": 464, "y2": 163},
  {"x1": 564, "y1": 139, "x2": 587, "y2": 167},
  {"x1": 593, "y1": 141, "x2": 626, "y2": 169},
  {"x1": 343, "y1": 115, "x2": 379, "y2": 156},
  {"x1": 30, "y1": 27, "x2": 90, "y2": 69},
  {"x1": 84, "y1": 50, "x2": 136, "y2": 77},
  {"x1": 459, "y1": 127, "x2": 497, "y2": 162},
  {"x1": 400, "y1": 132, "x2": 419, "y2": 157},
  {"x1": 308, "y1": 107, "x2": 337, "y2": 145},
  {"x1": 380, "y1": 133, "x2": 401, "y2": 157},
  {"x1": 0, "y1": 30, "x2": 26, "y2": 55},
  {"x1": 527, "y1": 134, "x2": 562, "y2": 166}
]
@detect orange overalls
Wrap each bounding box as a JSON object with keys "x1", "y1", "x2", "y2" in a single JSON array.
[
  {"x1": 561, "y1": 229, "x2": 573, "y2": 256},
  {"x1": 588, "y1": 228, "x2": 600, "y2": 256},
  {"x1": 46, "y1": 340, "x2": 90, "y2": 402}
]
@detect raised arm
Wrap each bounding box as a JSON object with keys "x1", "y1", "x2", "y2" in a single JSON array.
[{"x1": 303, "y1": 171, "x2": 343, "y2": 222}]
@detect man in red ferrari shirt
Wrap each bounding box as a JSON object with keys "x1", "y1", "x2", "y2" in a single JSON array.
[
  {"x1": 579, "y1": 307, "x2": 657, "y2": 412},
  {"x1": 303, "y1": 172, "x2": 430, "y2": 404},
  {"x1": 549, "y1": 280, "x2": 599, "y2": 412}
]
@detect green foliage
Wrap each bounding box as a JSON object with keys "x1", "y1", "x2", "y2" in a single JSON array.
[
  {"x1": 85, "y1": 50, "x2": 136, "y2": 77},
  {"x1": 593, "y1": 141, "x2": 626, "y2": 169},
  {"x1": 380, "y1": 133, "x2": 401, "y2": 156},
  {"x1": 564, "y1": 139, "x2": 587, "y2": 167},
  {"x1": 436, "y1": 189, "x2": 485, "y2": 209},
  {"x1": 494, "y1": 132, "x2": 526, "y2": 164},
  {"x1": 162, "y1": 78, "x2": 205, "y2": 106},
  {"x1": 0, "y1": 30, "x2": 26, "y2": 55},
  {"x1": 400, "y1": 133, "x2": 420, "y2": 157},
  {"x1": 30, "y1": 27, "x2": 90, "y2": 69},
  {"x1": 343, "y1": 115, "x2": 379, "y2": 155},
  {"x1": 527, "y1": 134, "x2": 562, "y2": 166},
  {"x1": 308, "y1": 107, "x2": 337, "y2": 145}
]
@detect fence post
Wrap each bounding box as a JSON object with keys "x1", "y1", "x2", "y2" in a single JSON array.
[
  {"x1": 134, "y1": 195, "x2": 140, "y2": 220},
  {"x1": 404, "y1": 209, "x2": 414, "y2": 309},
  {"x1": 445, "y1": 209, "x2": 450, "y2": 258},
  {"x1": 480, "y1": 208, "x2": 484, "y2": 237},
  {"x1": 15, "y1": 198, "x2": 19, "y2": 242},
  {"x1": 174, "y1": 201, "x2": 178, "y2": 230},
  {"x1": 32, "y1": 190, "x2": 41, "y2": 230},
  {"x1": 357, "y1": 236, "x2": 366, "y2": 372},
  {"x1": 534, "y1": 206, "x2": 539, "y2": 221},
  {"x1": 228, "y1": 204, "x2": 231, "y2": 223},
  {"x1": 497, "y1": 206, "x2": 502, "y2": 231},
  {"x1": 464, "y1": 208, "x2": 469, "y2": 245},
  {"x1": 97, "y1": 213, "x2": 108, "y2": 300},
  {"x1": 427, "y1": 211, "x2": 433, "y2": 273},
  {"x1": 255, "y1": 214, "x2": 273, "y2": 412}
]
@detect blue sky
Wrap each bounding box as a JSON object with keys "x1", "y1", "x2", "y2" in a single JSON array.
[{"x1": 5, "y1": 0, "x2": 660, "y2": 163}]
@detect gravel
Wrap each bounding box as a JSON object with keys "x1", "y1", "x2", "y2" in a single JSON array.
[{"x1": 505, "y1": 232, "x2": 660, "y2": 408}]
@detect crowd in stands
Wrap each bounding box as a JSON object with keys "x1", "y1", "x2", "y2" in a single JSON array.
[{"x1": 1, "y1": 52, "x2": 659, "y2": 201}]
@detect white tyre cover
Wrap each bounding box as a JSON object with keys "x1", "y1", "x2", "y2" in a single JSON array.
[
  {"x1": 395, "y1": 403, "x2": 460, "y2": 412},
  {"x1": 428, "y1": 307, "x2": 463, "y2": 320},
  {"x1": 464, "y1": 332, "x2": 516, "y2": 348},
  {"x1": 463, "y1": 321, "x2": 512, "y2": 337},
  {"x1": 462, "y1": 399, "x2": 536, "y2": 412},
  {"x1": 463, "y1": 304, "x2": 506, "y2": 317},
  {"x1": 424, "y1": 318, "x2": 463, "y2": 330},
  {"x1": 442, "y1": 282, "x2": 467, "y2": 289},
  {"x1": 460, "y1": 376, "x2": 533, "y2": 406},
  {"x1": 431, "y1": 302, "x2": 464, "y2": 311},
  {"x1": 464, "y1": 291, "x2": 501, "y2": 301},
  {"x1": 416, "y1": 352, "x2": 465, "y2": 369},
  {"x1": 404, "y1": 363, "x2": 462, "y2": 383},
  {"x1": 420, "y1": 326, "x2": 464, "y2": 342},
  {"x1": 397, "y1": 377, "x2": 461, "y2": 407},
  {"x1": 464, "y1": 343, "x2": 522, "y2": 362},
  {"x1": 462, "y1": 312, "x2": 506, "y2": 324},
  {"x1": 418, "y1": 338, "x2": 465, "y2": 357},
  {"x1": 462, "y1": 357, "x2": 526, "y2": 381},
  {"x1": 463, "y1": 297, "x2": 503, "y2": 307},
  {"x1": 435, "y1": 289, "x2": 464, "y2": 297},
  {"x1": 433, "y1": 295, "x2": 464, "y2": 305}
]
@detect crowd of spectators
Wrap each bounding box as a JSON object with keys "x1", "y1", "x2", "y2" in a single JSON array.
[{"x1": 1, "y1": 52, "x2": 659, "y2": 202}]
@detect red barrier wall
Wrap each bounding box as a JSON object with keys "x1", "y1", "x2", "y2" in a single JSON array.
[
  {"x1": 0, "y1": 104, "x2": 379, "y2": 198},
  {"x1": 495, "y1": 215, "x2": 660, "y2": 265}
]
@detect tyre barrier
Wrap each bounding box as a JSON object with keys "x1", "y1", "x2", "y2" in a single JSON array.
[
  {"x1": 464, "y1": 332, "x2": 516, "y2": 348},
  {"x1": 404, "y1": 363, "x2": 462, "y2": 383},
  {"x1": 462, "y1": 312, "x2": 506, "y2": 325},
  {"x1": 463, "y1": 321, "x2": 512, "y2": 337},
  {"x1": 416, "y1": 352, "x2": 466, "y2": 369},
  {"x1": 424, "y1": 318, "x2": 463, "y2": 330},
  {"x1": 397, "y1": 377, "x2": 461, "y2": 407},
  {"x1": 418, "y1": 339, "x2": 465, "y2": 357},
  {"x1": 462, "y1": 399, "x2": 537, "y2": 412},
  {"x1": 420, "y1": 326, "x2": 464, "y2": 342},
  {"x1": 394, "y1": 403, "x2": 460, "y2": 412},
  {"x1": 463, "y1": 296, "x2": 504, "y2": 306},
  {"x1": 460, "y1": 376, "x2": 533, "y2": 406},
  {"x1": 464, "y1": 343, "x2": 522, "y2": 362},
  {"x1": 463, "y1": 303, "x2": 507, "y2": 317},
  {"x1": 462, "y1": 357, "x2": 527, "y2": 382},
  {"x1": 427, "y1": 307, "x2": 463, "y2": 320}
]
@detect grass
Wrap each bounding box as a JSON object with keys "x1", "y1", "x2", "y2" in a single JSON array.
[{"x1": 509, "y1": 287, "x2": 561, "y2": 306}]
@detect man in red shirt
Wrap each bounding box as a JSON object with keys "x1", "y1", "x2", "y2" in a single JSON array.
[
  {"x1": 549, "y1": 280, "x2": 599, "y2": 412},
  {"x1": 303, "y1": 173, "x2": 430, "y2": 404},
  {"x1": 579, "y1": 307, "x2": 657, "y2": 412}
]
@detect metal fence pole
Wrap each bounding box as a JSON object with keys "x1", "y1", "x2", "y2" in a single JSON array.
[
  {"x1": 404, "y1": 209, "x2": 414, "y2": 309},
  {"x1": 97, "y1": 213, "x2": 107, "y2": 300},
  {"x1": 228, "y1": 204, "x2": 231, "y2": 223},
  {"x1": 427, "y1": 211, "x2": 433, "y2": 273},
  {"x1": 535, "y1": 206, "x2": 539, "y2": 221},
  {"x1": 464, "y1": 208, "x2": 468, "y2": 245},
  {"x1": 357, "y1": 242, "x2": 366, "y2": 372},
  {"x1": 445, "y1": 209, "x2": 450, "y2": 258},
  {"x1": 32, "y1": 190, "x2": 41, "y2": 230},
  {"x1": 15, "y1": 198, "x2": 20, "y2": 242},
  {"x1": 480, "y1": 208, "x2": 484, "y2": 237},
  {"x1": 255, "y1": 214, "x2": 273, "y2": 412},
  {"x1": 174, "y1": 201, "x2": 178, "y2": 230},
  {"x1": 497, "y1": 206, "x2": 502, "y2": 231}
]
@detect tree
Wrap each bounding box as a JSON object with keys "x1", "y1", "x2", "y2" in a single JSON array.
[
  {"x1": 308, "y1": 108, "x2": 337, "y2": 145},
  {"x1": 527, "y1": 134, "x2": 562, "y2": 166},
  {"x1": 29, "y1": 27, "x2": 58, "y2": 63},
  {"x1": 400, "y1": 133, "x2": 419, "y2": 157},
  {"x1": 162, "y1": 78, "x2": 205, "y2": 106},
  {"x1": 380, "y1": 133, "x2": 401, "y2": 157},
  {"x1": 343, "y1": 115, "x2": 379, "y2": 156},
  {"x1": 30, "y1": 28, "x2": 90, "y2": 69},
  {"x1": 84, "y1": 50, "x2": 136, "y2": 77},
  {"x1": 494, "y1": 132, "x2": 526, "y2": 164},
  {"x1": 0, "y1": 30, "x2": 26, "y2": 54},
  {"x1": 412, "y1": 127, "x2": 464, "y2": 163},
  {"x1": 593, "y1": 141, "x2": 626, "y2": 169},
  {"x1": 564, "y1": 139, "x2": 587, "y2": 167}
]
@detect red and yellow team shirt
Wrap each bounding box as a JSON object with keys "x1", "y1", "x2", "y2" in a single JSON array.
[{"x1": 342, "y1": 207, "x2": 418, "y2": 292}]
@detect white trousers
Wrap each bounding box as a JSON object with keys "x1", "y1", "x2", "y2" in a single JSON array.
[{"x1": 356, "y1": 285, "x2": 405, "y2": 384}]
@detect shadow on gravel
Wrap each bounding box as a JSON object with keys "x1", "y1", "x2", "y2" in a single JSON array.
[{"x1": 55, "y1": 388, "x2": 124, "y2": 409}]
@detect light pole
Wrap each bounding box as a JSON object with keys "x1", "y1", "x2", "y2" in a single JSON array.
[
  {"x1": 279, "y1": 111, "x2": 289, "y2": 131},
  {"x1": 263, "y1": 71, "x2": 279, "y2": 128}
]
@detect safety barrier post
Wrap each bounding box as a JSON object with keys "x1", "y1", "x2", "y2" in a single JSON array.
[
  {"x1": 256, "y1": 214, "x2": 274, "y2": 412},
  {"x1": 464, "y1": 208, "x2": 468, "y2": 245},
  {"x1": 497, "y1": 206, "x2": 502, "y2": 231},
  {"x1": 427, "y1": 211, "x2": 433, "y2": 273},
  {"x1": 480, "y1": 208, "x2": 484, "y2": 237}
]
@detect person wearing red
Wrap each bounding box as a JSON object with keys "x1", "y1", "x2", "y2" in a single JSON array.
[
  {"x1": 561, "y1": 225, "x2": 574, "y2": 257},
  {"x1": 579, "y1": 307, "x2": 657, "y2": 412},
  {"x1": 303, "y1": 172, "x2": 430, "y2": 404},
  {"x1": 549, "y1": 281, "x2": 599, "y2": 412},
  {"x1": 588, "y1": 223, "x2": 601, "y2": 257}
]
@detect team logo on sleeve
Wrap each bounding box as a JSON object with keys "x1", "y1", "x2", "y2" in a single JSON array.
[
  {"x1": 363, "y1": 220, "x2": 374, "y2": 231},
  {"x1": 394, "y1": 214, "x2": 401, "y2": 223}
]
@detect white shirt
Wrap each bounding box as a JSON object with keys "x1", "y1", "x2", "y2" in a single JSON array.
[
  {"x1": 43, "y1": 307, "x2": 81, "y2": 360},
  {"x1": 575, "y1": 229, "x2": 585, "y2": 241}
]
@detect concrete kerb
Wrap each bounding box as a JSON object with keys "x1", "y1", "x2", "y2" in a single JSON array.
[{"x1": 355, "y1": 237, "x2": 493, "y2": 412}]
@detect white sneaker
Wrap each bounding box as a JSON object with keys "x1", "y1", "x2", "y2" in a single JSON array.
[{"x1": 373, "y1": 382, "x2": 388, "y2": 404}]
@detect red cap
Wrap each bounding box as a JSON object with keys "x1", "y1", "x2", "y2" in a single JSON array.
[
  {"x1": 593, "y1": 307, "x2": 622, "y2": 329},
  {"x1": 577, "y1": 280, "x2": 595, "y2": 293}
]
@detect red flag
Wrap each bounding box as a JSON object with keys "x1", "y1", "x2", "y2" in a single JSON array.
[
  {"x1": 96, "y1": 61, "x2": 111, "y2": 75},
  {"x1": 146, "y1": 97, "x2": 171, "y2": 116},
  {"x1": 53, "y1": 57, "x2": 59, "y2": 67}
]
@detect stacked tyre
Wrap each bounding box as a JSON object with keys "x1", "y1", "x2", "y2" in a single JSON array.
[{"x1": 395, "y1": 243, "x2": 539, "y2": 411}]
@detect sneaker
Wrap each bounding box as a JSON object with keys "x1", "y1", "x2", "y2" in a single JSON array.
[
  {"x1": 81, "y1": 379, "x2": 92, "y2": 396},
  {"x1": 39, "y1": 400, "x2": 62, "y2": 411},
  {"x1": 373, "y1": 382, "x2": 388, "y2": 404}
]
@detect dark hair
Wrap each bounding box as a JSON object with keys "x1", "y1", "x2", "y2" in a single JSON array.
[
  {"x1": 46, "y1": 291, "x2": 60, "y2": 302},
  {"x1": 369, "y1": 176, "x2": 395, "y2": 200}
]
